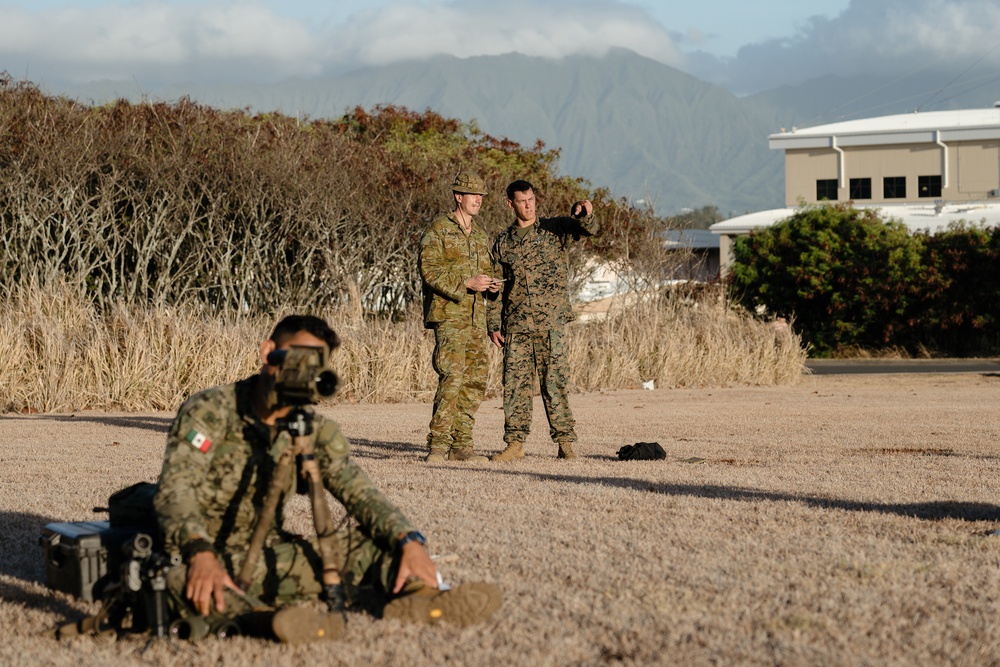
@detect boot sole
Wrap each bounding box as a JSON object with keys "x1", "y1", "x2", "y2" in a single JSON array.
[
  {"x1": 382, "y1": 583, "x2": 502, "y2": 627},
  {"x1": 271, "y1": 606, "x2": 345, "y2": 644}
]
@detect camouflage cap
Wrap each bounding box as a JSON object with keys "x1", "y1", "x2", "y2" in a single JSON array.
[{"x1": 452, "y1": 171, "x2": 488, "y2": 195}]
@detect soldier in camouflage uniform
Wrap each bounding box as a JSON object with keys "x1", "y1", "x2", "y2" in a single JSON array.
[
  {"x1": 487, "y1": 180, "x2": 599, "y2": 461},
  {"x1": 154, "y1": 315, "x2": 501, "y2": 643},
  {"x1": 418, "y1": 172, "x2": 501, "y2": 463}
]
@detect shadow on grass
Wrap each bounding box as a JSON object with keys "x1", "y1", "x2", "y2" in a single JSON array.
[
  {"x1": 0, "y1": 414, "x2": 173, "y2": 433},
  {"x1": 487, "y1": 470, "x2": 1000, "y2": 522},
  {"x1": 0, "y1": 510, "x2": 93, "y2": 620},
  {"x1": 349, "y1": 438, "x2": 424, "y2": 459},
  {"x1": 1, "y1": 511, "x2": 58, "y2": 582},
  {"x1": 0, "y1": 578, "x2": 86, "y2": 622}
]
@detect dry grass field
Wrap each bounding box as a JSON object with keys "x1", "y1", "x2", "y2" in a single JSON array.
[{"x1": 2, "y1": 371, "x2": 999, "y2": 666}]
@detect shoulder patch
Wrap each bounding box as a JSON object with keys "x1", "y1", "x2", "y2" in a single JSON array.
[{"x1": 185, "y1": 428, "x2": 214, "y2": 453}]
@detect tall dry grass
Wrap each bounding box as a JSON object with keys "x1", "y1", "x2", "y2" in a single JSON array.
[
  {"x1": 568, "y1": 290, "x2": 805, "y2": 389},
  {"x1": 0, "y1": 284, "x2": 806, "y2": 413}
]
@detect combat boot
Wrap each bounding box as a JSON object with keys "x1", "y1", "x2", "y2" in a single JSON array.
[
  {"x1": 382, "y1": 582, "x2": 502, "y2": 627},
  {"x1": 557, "y1": 442, "x2": 578, "y2": 459},
  {"x1": 491, "y1": 441, "x2": 524, "y2": 462},
  {"x1": 449, "y1": 447, "x2": 488, "y2": 462},
  {"x1": 238, "y1": 606, "x2": 344, "y2": 644},
  {"x1": 425, "y1": 448, "x2": 448, "y2": 463}
]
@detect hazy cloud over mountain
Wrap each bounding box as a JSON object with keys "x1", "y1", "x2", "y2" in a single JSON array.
[
  {"x1": 0, "y1": 0, "x2": 682, "y2": 86},
  {"x1": 324, "y1": 0, "x2": 682, "y2": 69},
  {"x1": 691, "y1": 0, "x2": 1000, "y2": 93},
  {"x1": 2, "y1": 0, "x2": 998, "y2": 95},
  {"x1": 0, "y1": 3, "x2": 320, "y2": 83}
]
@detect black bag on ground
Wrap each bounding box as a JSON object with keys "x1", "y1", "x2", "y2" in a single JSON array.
[
  {"x1": 616, "y1": 442, "x2": 666, "y2": 461},
  {"x1": 107, "y1": 482, "x2": 160, "y2": 531}
]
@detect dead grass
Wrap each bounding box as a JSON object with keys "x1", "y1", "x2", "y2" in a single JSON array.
[
  {"x1": 0, "y1": 285, "x2": 807, "y2": 413},
  {"x1": 2, "y1": 372, "x2": 999, "y2": 666}
]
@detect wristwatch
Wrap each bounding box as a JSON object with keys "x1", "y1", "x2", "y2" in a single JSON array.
[
  {"x1": 181, "y1": 537, "x2": 216, "y2": 561},
  {"x1": 398, "y1": 531, "x2": 427, "y2": 549}
]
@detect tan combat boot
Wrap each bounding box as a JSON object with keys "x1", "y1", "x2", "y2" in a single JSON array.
[
  {"x1": 557, "y1": 442, "x2": 578, "y2": 459},
  {"x1": 490, "y1": 441, "x2": 524, "y2": 462},
  {"x1": 382, "y1": 582, "x2": 503, "y2": 627},
  {"x1": 424, "y1": 448, "x2": 447, "y2": 463},
  {"x1": 449, "y1": 447, "x2": 488, "y2": 462}
]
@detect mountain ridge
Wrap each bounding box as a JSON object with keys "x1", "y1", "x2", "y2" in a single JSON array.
[{"x1": 51, "y1": 50, "x2": 1000, "y2": 215}]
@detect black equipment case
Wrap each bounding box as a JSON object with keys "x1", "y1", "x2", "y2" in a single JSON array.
[{"x1": 39, "y1": 521, "x2": 139, "y2": 601}]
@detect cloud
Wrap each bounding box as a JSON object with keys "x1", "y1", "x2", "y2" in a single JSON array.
[
  {"x1": 0, "y1": 2, "x2": 321, "y2": 85},
  {"x1": 323, "y1": 0, "x2": 682, "y2": 70},
  {"x1": 685, "y1": 0, "x2": 1000, "y2": 94},
  {"x1": 0, "y1": 0, "x2": 683, "y2": 86}
]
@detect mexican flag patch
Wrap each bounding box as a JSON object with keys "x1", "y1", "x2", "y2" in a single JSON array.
[{"x1": 186, "y1": 429, "x2": 213, "y2": 453}]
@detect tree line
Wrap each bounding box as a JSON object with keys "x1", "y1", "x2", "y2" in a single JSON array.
[{"x1": 0, "y1": 75, "x2": 677, "y2": 316}]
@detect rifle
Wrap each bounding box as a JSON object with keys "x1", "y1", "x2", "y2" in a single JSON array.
[{"x1": 51, "y1": 533, "x2": 180, "y2": 650}]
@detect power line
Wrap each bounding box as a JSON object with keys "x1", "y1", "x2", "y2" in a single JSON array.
[
  {"x1": 795, "y1": 38, "x2": 1000, "y2": 129},
  {"x1": 915, "y1": 37, "x2": 1000, "y2": 112},
  {"x1": 924, "y1": 69, "x2": 1000, "y2": 109}
]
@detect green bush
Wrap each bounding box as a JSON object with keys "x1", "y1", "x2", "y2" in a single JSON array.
[
  {"x1": 729, "y1": 205, "x2": 1000, "y2": 356},
  {"x1": 918, "y1": 224, "x2": 1000, "y2": 354},
  {"x1": 728, "y1": 205, "x2": 925, "y2": 356}
]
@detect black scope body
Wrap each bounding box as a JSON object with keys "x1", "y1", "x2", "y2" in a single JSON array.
[{"x1": 267, "y1": 346, "x2": 338, "y2": 405}]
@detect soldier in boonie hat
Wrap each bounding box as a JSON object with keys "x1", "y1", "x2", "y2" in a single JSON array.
[
  {"x1": 451, "y1": 171, "x2": 488, "y2": 196},
  {"x1": 417, "y1": 170, "x2": 501, "y2": 464}
]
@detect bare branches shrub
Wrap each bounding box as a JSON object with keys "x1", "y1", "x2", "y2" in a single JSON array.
[
  {"x1": 0, "y1": 78, "x2": 676, "y2": 319},
  {"x1": 0, "y1": 76, "x2": 600, "y2": 315}
]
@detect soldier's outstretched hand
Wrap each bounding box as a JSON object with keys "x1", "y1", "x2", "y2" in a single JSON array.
[
  {"x1": 393, "y1": 542, "x2": 439, "y2": 593},
  {"x1": 571, "y1": 199, "x2": 593, "y2": 218},
  {"x1": 489, "y1": 331, "x2": 505, "y2": 348},
  {"x1": 186, "y1": 551, "x2": 244, "y2": 615}
]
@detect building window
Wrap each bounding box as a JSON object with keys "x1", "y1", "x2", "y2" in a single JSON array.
[
  {"x1": 884, "y1": 176, "x2": 906, "y2": 199},
  {"x1": 849, "y1": 178, "x2": 872, "y2": 200},
  {"x1": 816, "y1": 179, "x2": 838, "y2": 201},
  {"x1": 918, "y1": 175, "x2": 942, "y2": 198}
]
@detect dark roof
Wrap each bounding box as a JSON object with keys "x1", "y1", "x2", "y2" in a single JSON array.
[{"x1": 661, "y1": 229, "x2": 720, "y2": 250}]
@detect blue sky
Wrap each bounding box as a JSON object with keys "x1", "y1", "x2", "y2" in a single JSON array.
[{"x1": 2, "y1": 0, "x2": 998, "y2": 94}]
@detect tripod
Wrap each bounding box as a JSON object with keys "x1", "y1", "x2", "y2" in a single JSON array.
[{"x1": 237, "y1": 406, "x2": 345, "y2": 611}]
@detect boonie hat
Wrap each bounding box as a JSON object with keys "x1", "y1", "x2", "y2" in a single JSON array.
[{"x1": 452, "y1": 171, "x2": 488, "y2": 195}]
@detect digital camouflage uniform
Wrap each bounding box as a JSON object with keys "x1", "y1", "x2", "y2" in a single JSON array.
[
  {"x1": 487, "y1": 213, "x2": 600, "y2": 450},
  {"x1": 418, "y1": 210, "x2": 494, "y2": 457},
  {"x1": 154, "y1": 376, "x2": 418, "y2": 620}
]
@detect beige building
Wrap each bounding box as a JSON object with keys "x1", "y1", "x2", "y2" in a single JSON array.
[
  {"x1": 773, "y1": 106, "x2": 1000, "y2": 205},
  {"x1": 712, "y1": 106, "x2": 1000, "y2": 270}
]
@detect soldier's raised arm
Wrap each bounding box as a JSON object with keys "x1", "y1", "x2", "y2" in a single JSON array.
[{"x1": 544, "y1": 199, "x2": 599, "y2": 238}]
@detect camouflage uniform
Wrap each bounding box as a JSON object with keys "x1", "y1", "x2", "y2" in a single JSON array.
[
  {"x1": 154, "y1": 376, "x2": 418, "y2": 619},
  {"x1": 419, "y1": 210, "x2": 493, "y2": 457},
  {"x1": 487, "y1": 213, "x2": 599, "y2": 449}
]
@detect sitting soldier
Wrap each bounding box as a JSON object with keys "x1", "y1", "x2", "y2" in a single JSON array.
[{"x1": 154, "y1": 315, "x2": 501, "y2": 643}]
